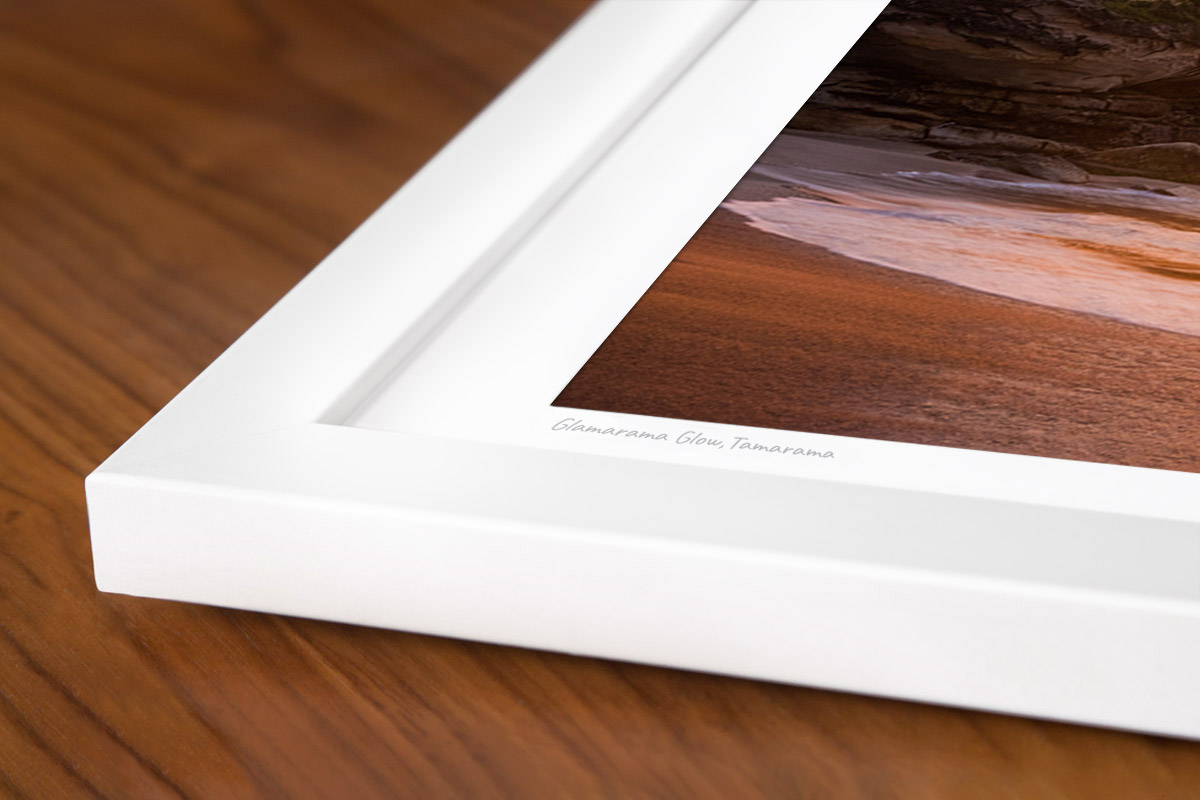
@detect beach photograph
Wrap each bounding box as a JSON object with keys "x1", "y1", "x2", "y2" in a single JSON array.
[{"x1": 554, "y1": 0, "x2": 1200, "y2": 473}]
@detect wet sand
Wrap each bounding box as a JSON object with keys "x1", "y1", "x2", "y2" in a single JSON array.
[{"x1": 554, "y1": 208, "x2": 1200, "y2": 473}]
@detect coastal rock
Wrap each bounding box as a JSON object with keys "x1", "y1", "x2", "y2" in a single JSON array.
[
  {"x1": 870, "y1": 1, "x2": 1200, "y2": 94},
  {"x1": 1081, "y1": 142, "x2": 1200, "y2": 182},
  {"x1": 930, "y1": 151, "x2": 1092, "y2": 183},
  {"x1": 784, "y1": 108, "x2": 928, "y2": 141},
  {"x1": 924, "y1": 124, "x2": 1076, "y2": 155},
  {"x1": 789, "y1": 0, "x2": 1200, "y2": 156},
  {"x1": 1009, "y1": 154, "x2": 1093, "y2": 184}
]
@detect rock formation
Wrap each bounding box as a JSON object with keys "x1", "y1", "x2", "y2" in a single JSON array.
[{"x1": 790, "y1": 0, "x2": 1200, "y2": 181}]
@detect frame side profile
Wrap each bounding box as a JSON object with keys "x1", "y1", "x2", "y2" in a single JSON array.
[{"x1": 89, "y1": 425, "x2": 1200, "y2": 738}]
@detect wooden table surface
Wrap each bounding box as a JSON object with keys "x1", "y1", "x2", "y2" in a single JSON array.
[{"x1": 2, "y1": 1, "x2": 1199, "y2": 796}]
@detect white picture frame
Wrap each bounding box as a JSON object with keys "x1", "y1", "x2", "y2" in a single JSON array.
[{"x1": 86, "y1": 0, "x2": 1200, "y2": 739}]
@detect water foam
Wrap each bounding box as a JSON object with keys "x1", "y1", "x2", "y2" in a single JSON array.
[{"x1": 726, "y1": 163, "x2": 1200, "y2": 338}]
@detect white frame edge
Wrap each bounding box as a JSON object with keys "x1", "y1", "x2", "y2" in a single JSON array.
[{"x1": 86, "y1": 0, "x2": 1200, "y2": 739}]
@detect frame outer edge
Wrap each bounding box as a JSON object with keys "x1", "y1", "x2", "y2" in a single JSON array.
[{"x1": 88, "y1": 466, "x2": 1200, "y2": 740}]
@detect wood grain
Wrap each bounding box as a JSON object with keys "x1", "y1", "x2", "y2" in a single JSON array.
[{"x1": 0, "y1": 1, "x2": 1197, "y2": 797}]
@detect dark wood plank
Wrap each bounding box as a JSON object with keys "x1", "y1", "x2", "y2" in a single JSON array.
[{"x1": 0, "y1": 1, "x2": 1197, "y2": 797}]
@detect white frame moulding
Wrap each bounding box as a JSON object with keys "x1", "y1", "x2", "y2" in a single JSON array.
[{"x1": 86, "y1": 0, "x2": 1200, "y2": 739}]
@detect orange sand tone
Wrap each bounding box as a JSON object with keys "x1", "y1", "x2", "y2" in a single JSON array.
[{"x1": 554, "y1": 208, "x2": 1200, "y2": 474}]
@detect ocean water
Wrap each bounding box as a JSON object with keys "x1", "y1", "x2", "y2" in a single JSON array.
[{"x1": 725, "y1": 160, "x2": 1200, "y2": 338}]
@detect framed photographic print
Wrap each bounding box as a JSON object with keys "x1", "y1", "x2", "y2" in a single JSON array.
[{"x1": 87, "y1": 0, "x2": 1200, "y2": 739}]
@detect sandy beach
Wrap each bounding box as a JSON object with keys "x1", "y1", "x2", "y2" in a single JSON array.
[{"x1": 554, "y1": 203, "x2": 1200, "y2": 473}]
